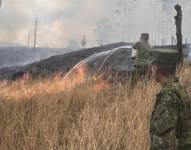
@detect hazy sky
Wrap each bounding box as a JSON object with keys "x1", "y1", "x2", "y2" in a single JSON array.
[
  {"x1": 0, "y1": 0, "x2": 114, "y2": 48},
  {"x1": 0, "y1": 0, "x2": 190, "y2": 48}
]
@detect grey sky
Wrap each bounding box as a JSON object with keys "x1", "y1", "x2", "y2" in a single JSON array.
[
  {"x1": 0, "y1": 0, "x2": 190, "y2": 48},
  {"x1": 0, "y1": 0, "x2": 109, "y2": 47}
]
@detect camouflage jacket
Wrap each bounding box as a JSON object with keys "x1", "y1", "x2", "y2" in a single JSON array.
[
  {"x1": 133, "y1": 40, "x2": 153, "y2": 66},
  {"x1": 150, "y1": 77, "x2": 191, "y2": 150}
]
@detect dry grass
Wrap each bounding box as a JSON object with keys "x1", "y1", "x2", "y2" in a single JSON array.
[{"x1": 0, "y1": 65, "x2": 191, "y2": 150}]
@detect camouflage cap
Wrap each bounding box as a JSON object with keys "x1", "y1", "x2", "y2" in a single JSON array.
[
  {"x1": 152, "y1": 49, "x2": 178, "y2": 67},
  {"x1": 140, "y1": 33, "x2": 149, "y2": 41}
]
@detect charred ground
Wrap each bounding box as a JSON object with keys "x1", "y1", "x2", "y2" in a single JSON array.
[{"x1": 0, "y1": 42, "x2": 190, "y2": 80}]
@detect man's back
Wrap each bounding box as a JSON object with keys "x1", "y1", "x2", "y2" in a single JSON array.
[
  {"x1": 133, "y1": 40, "x2": 153, "y2": 65},
  {"x1": 150, "y1": 77, "x2": 191, "y2": 149}
]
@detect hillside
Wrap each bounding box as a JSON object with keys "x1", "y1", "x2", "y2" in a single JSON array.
[
  {"x1": 0, "y1": 47, "x2": 70, "y2": 68},
  {"x1": 0, "y1": 42, "x2": 131, "y2": 79},
  {"x1": 0, "y1": 42, "x2": 190, "y2": 80}
]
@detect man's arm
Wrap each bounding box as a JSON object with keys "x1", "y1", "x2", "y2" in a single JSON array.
[
  {"x1": 133, "y1": 41, "x2": 140, "y2": 49},
  {"x1": 132, "y1": 42, "x2": 140, "y2": 59},
  {"x1": 150, "y1": 93, "x2": 180, "y2": 150}
]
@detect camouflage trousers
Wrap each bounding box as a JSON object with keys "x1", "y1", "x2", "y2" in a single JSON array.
[
  {"x1": 130, "y1": 64, "x2": 151, "y2": 83},
  {"x1": 127, "y1": 65, "x2": 151, "y2": 88}
]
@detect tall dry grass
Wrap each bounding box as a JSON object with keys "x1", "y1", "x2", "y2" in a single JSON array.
[{"x1": 0, "y1": 65, "x2": 191, "y2": 150}]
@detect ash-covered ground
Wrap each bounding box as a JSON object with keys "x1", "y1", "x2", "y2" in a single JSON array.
[{"x1": 0, "y1": 42, "x2": 190, "y2": 80}]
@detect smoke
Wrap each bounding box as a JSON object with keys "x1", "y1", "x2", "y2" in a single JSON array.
[
  {"x1": 0, "y1": 0, "x2": 105, "y2": 48},
  {"x1": 0, "y1": 0, "x2": 190, "y2": 48},
  {"x1": 108, "y1": 0, "x2": 191, "y2": 44}
]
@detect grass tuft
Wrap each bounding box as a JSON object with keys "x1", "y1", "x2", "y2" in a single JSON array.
[{"x1": 0, "y1": 65, "x2": 191, "y2": 150}]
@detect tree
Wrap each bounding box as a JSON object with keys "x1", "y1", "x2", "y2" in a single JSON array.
[
  {"x1": 174, "y1": 4, "x2": 183, "y2": 64},
  {"x1": 81, "y1": 35, "x2": 87, "y2": 48},
  {"x1": 0, "y1": 0, "x2": 2, "y2": 8},
  {"x1": 34, "y1": 17, "x2": 38, "y2": 49}
]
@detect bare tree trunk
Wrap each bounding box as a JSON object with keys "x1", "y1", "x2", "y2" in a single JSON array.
[
  {"x1": 174, "y1": 4, "x2": 183, "y2": 64},
  {"x1": 81, "y1": 35, "x2": 87, "y2": 48},
  {"x1": 34, "y1": 17, "x2": 38, "y2": 49},
  {"x1": 27, "y1": 33, "x2": 30, "y2": 47},
  {"x1": 0, "y1": 0, "x2": 2, "y2": 8}
]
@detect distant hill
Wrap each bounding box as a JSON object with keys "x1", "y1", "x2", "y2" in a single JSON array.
[
  {"x1": 0, "y1": 46, "x2": 70, "y2": 68},
  {"x1": 0, "y1": 42, "x2": 190, "y2": 80},
  {"x1": 0, "y1": 42, "x2": 25, "y2": 47},
  {"x1": 0, "y1": 42, "x2": 131, "y2": 80}
]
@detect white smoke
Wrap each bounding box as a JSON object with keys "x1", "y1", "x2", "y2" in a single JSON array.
[{"x1": 0, "y1": 0, "x2": 190, "y2": 47}]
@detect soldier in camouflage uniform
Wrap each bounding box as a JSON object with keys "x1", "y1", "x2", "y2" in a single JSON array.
[
  {"x1": 131, "y1": 33, "x2": 154, "y2": 81},
  {"x1": 150, "y1": 49, "x2": 191, "y2": 150},
  {"x1": 132, "y1": 33, "x2": 153, "y2": 65}
]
